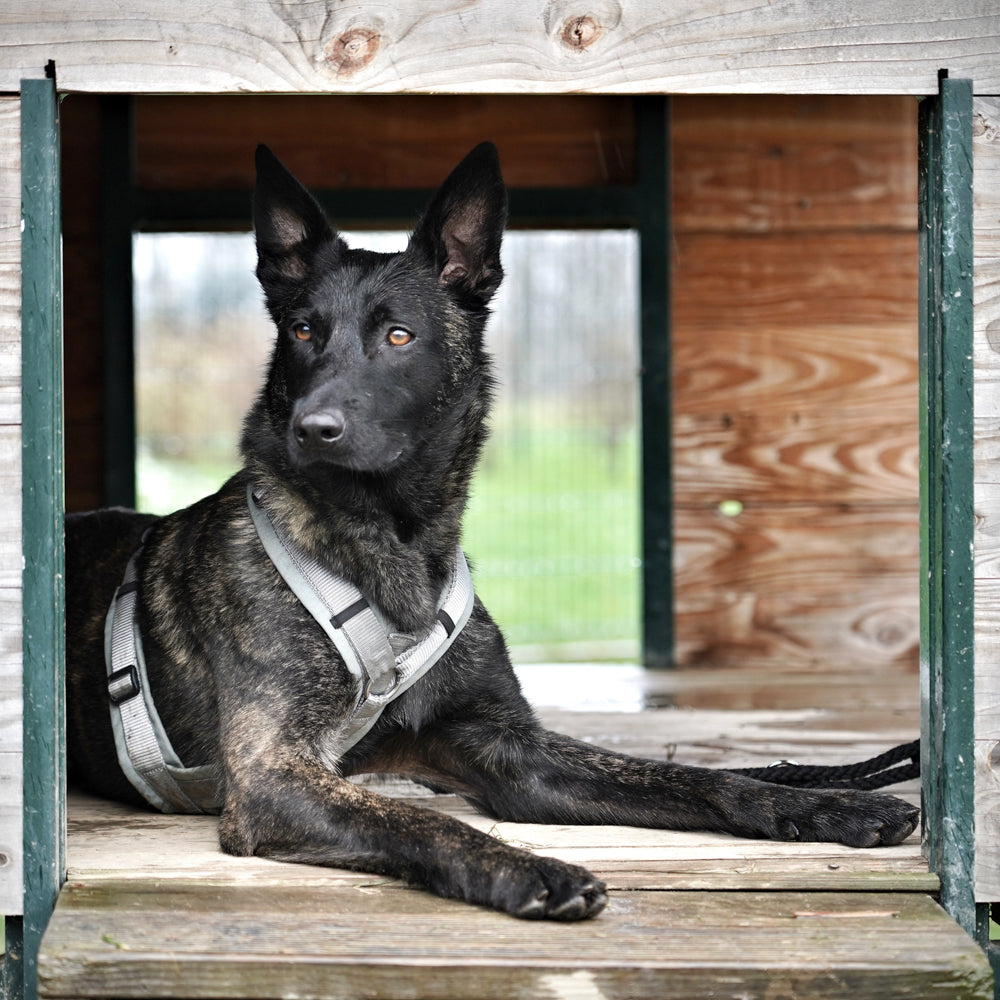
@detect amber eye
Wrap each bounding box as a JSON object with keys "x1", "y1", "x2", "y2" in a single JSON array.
[
  {"x1": 292, "y1": 322, "x2": 312, "y2": 341},
  {"x1": 387, "y1": 328, "x2": 413, "y2": 347}
]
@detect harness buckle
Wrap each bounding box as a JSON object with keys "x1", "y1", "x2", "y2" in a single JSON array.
[{"x1": 108, "y1": 664, "x2": 141, "y2": 705}]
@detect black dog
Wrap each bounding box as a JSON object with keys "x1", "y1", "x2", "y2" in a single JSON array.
[{"x1": 65, "y1": 143, "x2": 918, "y2": 921}]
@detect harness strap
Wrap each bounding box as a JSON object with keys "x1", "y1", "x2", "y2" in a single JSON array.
[
  {"x1": 104, "y1": 489, "x2": 475, "y2": 814},
  {"x1": 247, "y1": 484, "x2": 475, "y2": 748},
  {"x1": 105, "y1": 537, "x2": 220, "y2": 813}
]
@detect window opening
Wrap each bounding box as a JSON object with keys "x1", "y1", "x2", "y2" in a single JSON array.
[{"x1": 134, "y1": 229, "x2": 641, "y2": 661}]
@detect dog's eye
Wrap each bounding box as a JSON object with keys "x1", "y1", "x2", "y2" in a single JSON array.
[
  {"x1": 292, "y1": 322, "x2": 312, "y2": 342},
  {"x1": 387, "y1": 328, "x2": 413, "y2": 347}
]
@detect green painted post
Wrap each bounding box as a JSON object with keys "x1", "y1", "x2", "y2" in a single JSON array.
[
  {"x1": 635, "y1": 97, "x2": 673, "y2": 669},
  {"x1": 99, "y1": 95, "x2": 137, "y2": 509},
  {"x1": 918, "y1": 73, "x2": 980, "y2": 940},
  {"x1": 19, "y1": 75, "x2": 65, "y2": 1000}
]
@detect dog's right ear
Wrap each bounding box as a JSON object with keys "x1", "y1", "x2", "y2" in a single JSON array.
[{"x1": 253, "y1": 145, "x2": 337, "y2": 287}]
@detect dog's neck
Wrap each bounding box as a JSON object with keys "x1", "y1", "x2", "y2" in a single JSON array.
[{"x1": 243, "y1": 423, "x2": 483, "y2": 635}]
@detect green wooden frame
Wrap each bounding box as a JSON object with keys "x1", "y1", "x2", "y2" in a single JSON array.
[
  {"x1": 917, "y1": 73, "x2": 989, "y2": 957},
  {"x1": 9, "y1": 75, "x2": 65, "y2": 1000},
  {"x1": 5, "y1": 75, "x2": 993, "y2": 999}
]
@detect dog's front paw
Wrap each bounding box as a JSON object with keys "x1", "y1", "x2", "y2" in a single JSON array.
[
  {"x1": 775, "y1": 789, "x2": 919, "y2": 848},
  {"x1": 500, "y1": 856, "x2": 608, "y2": 921}
]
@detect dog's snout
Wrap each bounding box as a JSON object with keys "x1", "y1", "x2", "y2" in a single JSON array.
[{"x1": 293, "y1": 409, "x2": 346, "y2": 450}]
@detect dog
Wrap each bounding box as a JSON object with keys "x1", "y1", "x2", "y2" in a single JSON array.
[{"x1": 65, "y1": 142, "x2": 919, "y2": 921}]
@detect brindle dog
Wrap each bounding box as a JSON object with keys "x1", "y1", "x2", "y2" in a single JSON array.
[{"x1": 65, "y1": 143, "x2": 919, "y2": 920}]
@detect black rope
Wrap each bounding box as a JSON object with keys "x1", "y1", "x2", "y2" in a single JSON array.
[{"x1": 724, "y1": 739, "x2": 920, "y2": 791}]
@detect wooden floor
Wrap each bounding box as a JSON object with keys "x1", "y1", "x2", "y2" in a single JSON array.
[{"x1": 39, "y1": 666, "x2": 994, "y2": 1000}]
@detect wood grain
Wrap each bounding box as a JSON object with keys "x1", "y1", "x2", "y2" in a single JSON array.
[
  {"x1": 38, "y1": 881, "x2": 990, "y2": 1000},
  {"x1": 0, "y1": 96, "x2": 21, "y2": 916},
  {"x1": 973, "y1": 96, "x2": 1000, "y2": 902},
  {"x1": 673, "y1": 323, "x2": 918, "y2": 503},
  {"x1": 673, "y1": 231, "x2": 918, "y2": 328},
  {"x1": 0, "y1": 98, "x2": 21, "y2": 425},
  {"x1": 673, "y1": 96, "x2": 918, "y2": 234},
  {"x1": 0, "y1": 747, "x2": 23, "y2": 916},
  {"x1": 133, "y1": 95, "x2": 636, "y2": 190},
  {"x1": 674, "y1": 505, "x2": 919, "y2": 670},
  {"x1": 2, "y1": 1, "x2": 998, "y2": 96}
]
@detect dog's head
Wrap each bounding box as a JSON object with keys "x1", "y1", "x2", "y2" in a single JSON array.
[{"x1": 247, "y1": 143, "x2": 507, "y2": 480}]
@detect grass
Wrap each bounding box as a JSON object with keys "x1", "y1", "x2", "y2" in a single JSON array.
[{"x1": 137, "y1": 425, "x2": 641, "y2": 661}]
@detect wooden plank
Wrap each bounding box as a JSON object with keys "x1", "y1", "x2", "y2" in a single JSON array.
[
  {"x1": 673, "y1": 95, "x2": 918, "y2": 234},
  {"x1": 673, "y1": 504, "x2": 918, "y2": 670},
  {"x1": 0, "y1": 95, "x2": 21, "y2": 920},
  {"x1": 133, "y1": 95, "x2": 636, "y2": 190},
  {"x1": 673, "y1": 231, "x2": 918, "y2": 328},
  {"x1": 63, "y1": 790, "x2": 932, "y2": 894},
  {"x1": 0, "y1": 99, "x2": 21, "y2": 426},
  {"x1": 20, "y1": 80, "x2": 65, "y2": 984},
  {"x1": 918, "y1": 78, "x2": 976, "y2": 934},
  {"x1": 673, "y1": 323, "x2": 918, "y2": 503},
  {"x1": 38, "y1": 882, "x2": 991, "y2": 1000},
  {"x1": 0, "y1": 750, "x2": 23, "y2": 919},
  {"x1": 973, "y1": 96, "x2": 1000, "y2": 904},
  {"x1": 1, "y1": 2, "x2": 998, "y2": 96},
  {"x1": 974, "y1": 739, "x2": 1000, "y2": 900}
]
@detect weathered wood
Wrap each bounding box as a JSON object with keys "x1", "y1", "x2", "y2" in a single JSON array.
[
  {"x1": 0, "y1": 100, "x2": 21, "y2": 427},
  {"x1": 674, "y1": 504, "x2": 918, "y2": 670},
  {"x1": 673, "y1": 95, "x2": 918, "y2": 234},
  {"x1": 20, "y1": 82, "x2": 66, "y2": 997},
  {"x1": 0, "y1": 748, "x2": 23, "y2": 919},
  {"x1": 46, "y1": 691, "x2": 946, "y2": 996},
  {"x1": 0, "y1": 95, "x2": 21, "y2": 918},
  {"x1": 1, "y1": 1, "x2": 998, "y2": 96},
  {"x1": 63, "y1": 789, "x2": 931, "y2": 894},
  {"x1": 973, "y1": 96, "x2": 1000, "y2": 903},
  {"x1": 38, "y1": 882, "x2": 991, "y2": 1000}
]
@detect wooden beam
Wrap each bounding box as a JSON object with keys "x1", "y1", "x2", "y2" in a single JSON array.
[
  {"x1": 0, "y1": 2, "x2": 997, "y2": 95},
  {"x1": 917, "y1": 75, "x2": 978, "y2": 940},
  {"x1": 20, "y1": 75, "x2": 65, "y2": 1000}
]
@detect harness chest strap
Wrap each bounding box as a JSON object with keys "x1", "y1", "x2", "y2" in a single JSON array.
[{"x1": 105, "y1": 489, "x2": 476, "y2": 814}]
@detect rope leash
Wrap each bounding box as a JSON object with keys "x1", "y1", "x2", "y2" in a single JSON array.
[{"x1": 724, "y1": 739, "x2": 920, "y2": 791}]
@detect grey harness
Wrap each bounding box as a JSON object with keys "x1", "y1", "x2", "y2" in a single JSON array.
[{"x1": 105, "y1": 483, "x2": 476, "y2": 814}]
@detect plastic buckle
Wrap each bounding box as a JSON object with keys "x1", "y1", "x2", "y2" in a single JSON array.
[{"x1": 108, "y1": 664, "x2": 141, "y2": 705}]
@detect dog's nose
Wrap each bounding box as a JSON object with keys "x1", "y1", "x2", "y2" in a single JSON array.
[{"x1": 293, "y1": 409, "x2": 346, "y2": 450}]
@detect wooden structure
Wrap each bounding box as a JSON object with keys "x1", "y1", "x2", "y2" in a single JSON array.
[{"x1": 0, "y1": 2, "x2": 998, "y2": 998}]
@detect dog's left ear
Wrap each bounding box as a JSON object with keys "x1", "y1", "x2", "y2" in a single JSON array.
[{"x1": 410, "y1": 142, "x2": 507, "y2": 307}]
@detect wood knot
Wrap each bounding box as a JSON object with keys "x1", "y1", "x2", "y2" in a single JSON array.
[
  {"x1": 560, "y1": 14, "x2": 602, "y2": 49},
  {"x1": 324, "y1": 27, "x2": 380, "y2": 78}
]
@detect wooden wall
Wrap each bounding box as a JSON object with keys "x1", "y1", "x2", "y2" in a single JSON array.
[
  {"x1": 671, "y1": 96, "x2": 920, "y2": 670},
  {"x1": 974, "y1": 96, "x2": 1000, "y2": 902},
  {"x1": 61, "y1": 93, "x2": 920, "y2": 674},
  {"x1": 0, "y1": 96, "x2": 22, "y2": 915}
]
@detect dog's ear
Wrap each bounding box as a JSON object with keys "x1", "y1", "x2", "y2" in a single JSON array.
[
  {"x1": 410, "y1": 142, "x2": 507, "y2": 307},
  {"x1": 253, "y1": 145, "x2": 337, "y2": 286}
]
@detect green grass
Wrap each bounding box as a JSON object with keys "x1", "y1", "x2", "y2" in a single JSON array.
[
  {"x1": 464, "y1": 427, "x2": 640, "y2": 656},
  {"x1": 137, "y1": 426, "x2": 641, "y2": 661}
]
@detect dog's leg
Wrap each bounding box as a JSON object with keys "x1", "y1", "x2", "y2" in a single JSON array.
[
  {"x1": 217, "y1": 758, "x2": 607, "y2": 920},
  {"x1": 375, "y1": 723, "x2": 920, "y2": 849}
]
